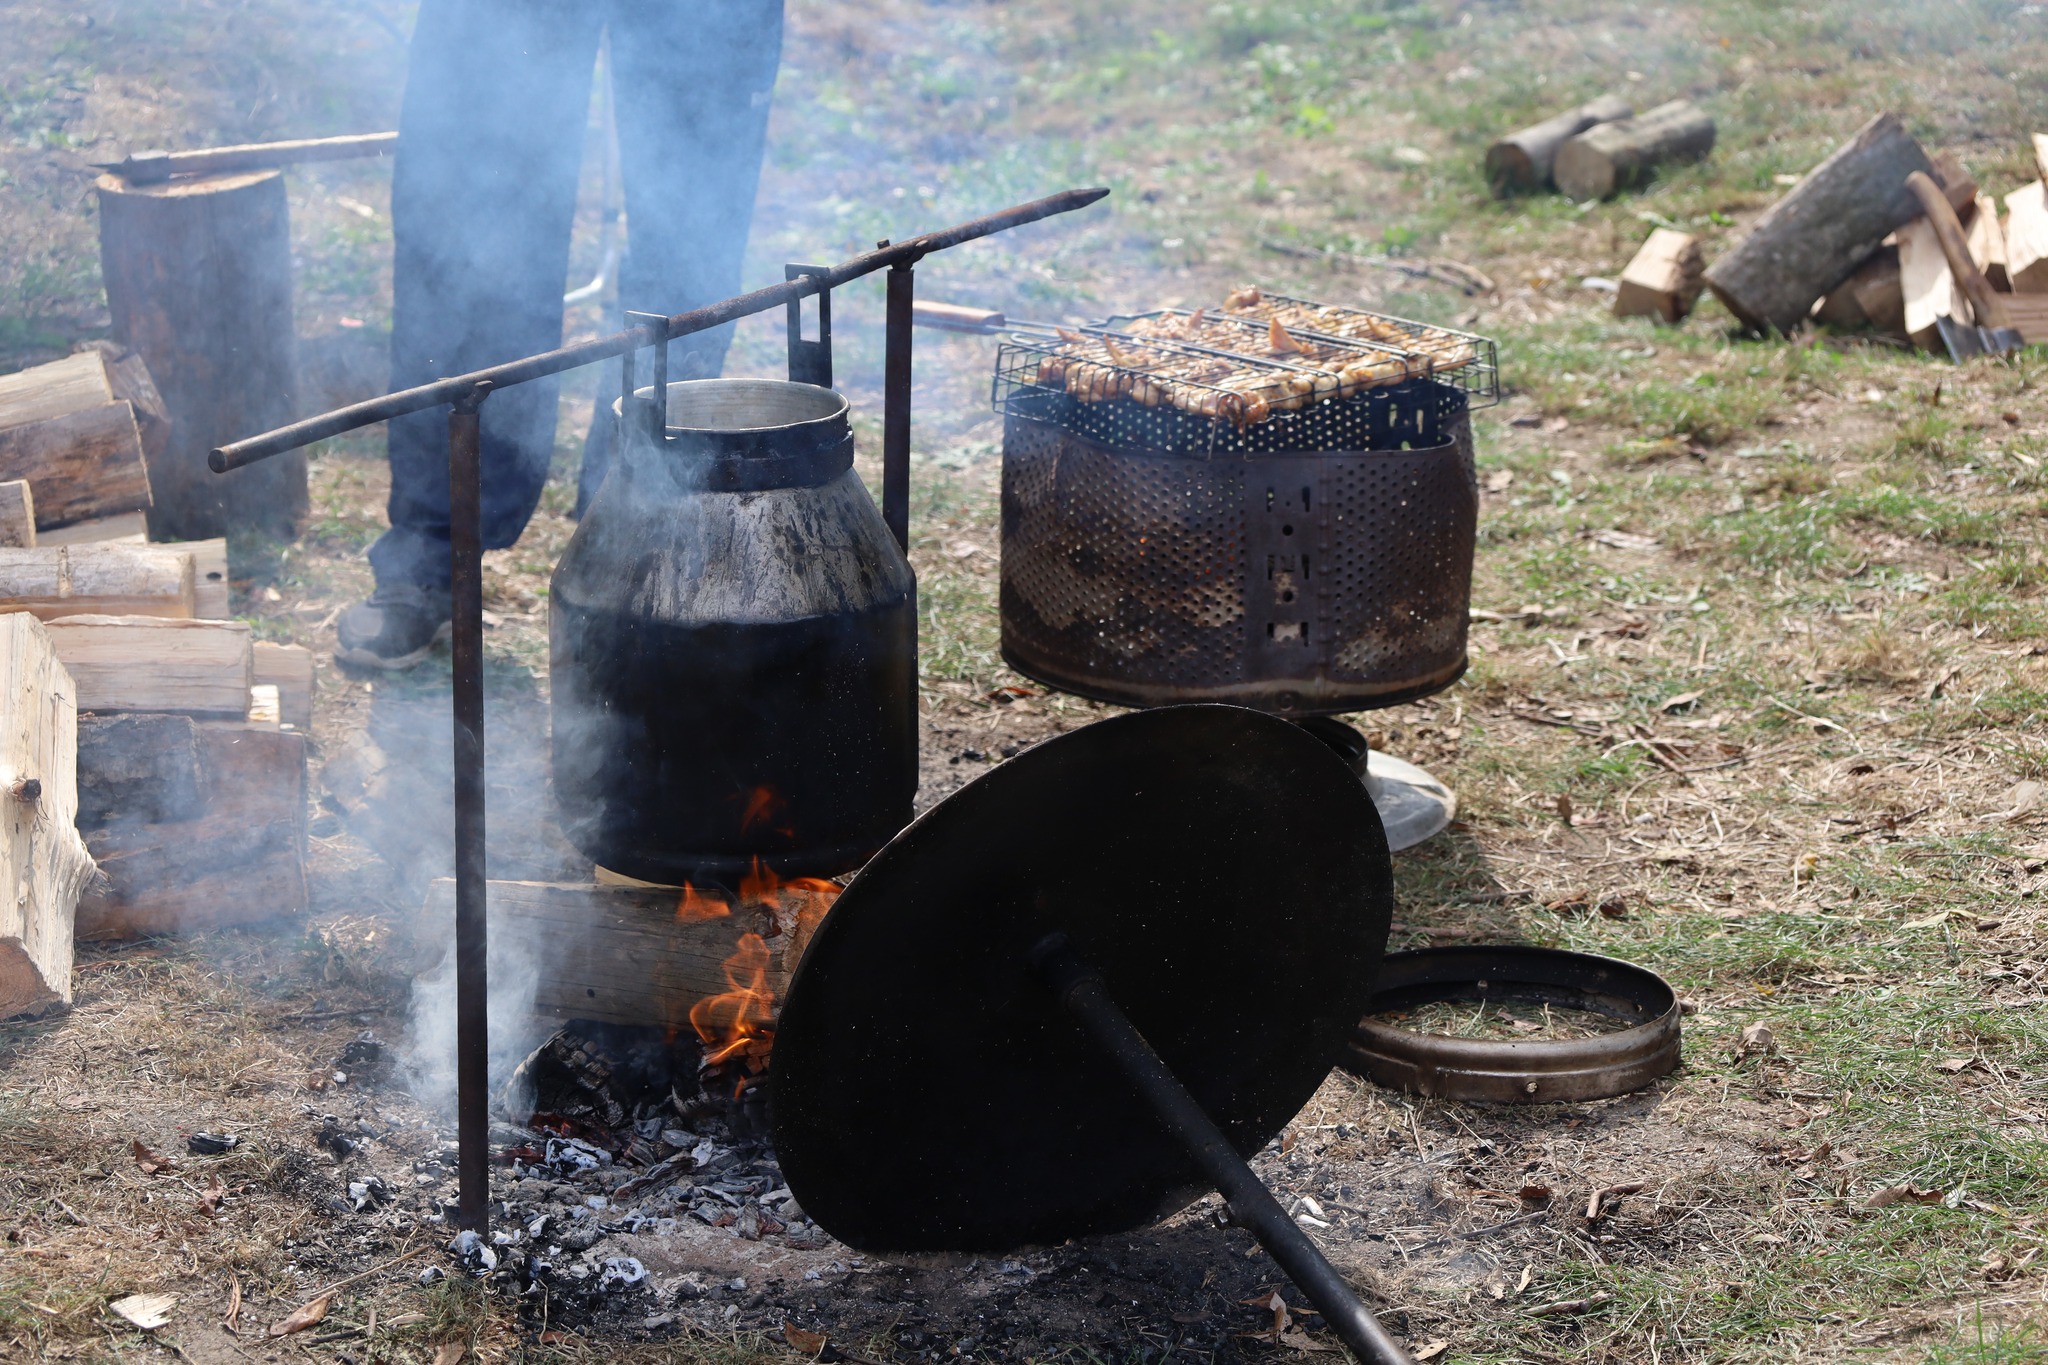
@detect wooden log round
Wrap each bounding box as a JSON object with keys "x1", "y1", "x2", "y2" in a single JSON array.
[
  {"x1": 1703, "y1": 113, "x2": 1936, "y2": 336},
  {"x1": 1553, "y1": 100, "x2": 1716, "y2": 201},
  {"x1": 1485, "y1": 94, "x2": 1634, "y2": 195},
  {"x1": 95, "y1": 170, "x2": 306, "y2": 541}
]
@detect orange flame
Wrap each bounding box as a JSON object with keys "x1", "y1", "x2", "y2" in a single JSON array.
[
  {"x1": 687, "y1": 863, "x2": 844, "y2": 1086},
  {"x1": 675, "y1": 882, "x2": 731, "y2": 924},
  {"x1": 689, "y1": 932, "x2": 774, "y2": 1069}
]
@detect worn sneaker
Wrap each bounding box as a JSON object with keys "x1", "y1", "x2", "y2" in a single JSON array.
[{"x1": 335, "y1": 582, "x2": 453, "y2": 670}]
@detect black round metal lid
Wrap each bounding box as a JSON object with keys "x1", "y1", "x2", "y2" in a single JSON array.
[{"x1": 770, "y1": 704, "x2": 1395, "y2": 1255}]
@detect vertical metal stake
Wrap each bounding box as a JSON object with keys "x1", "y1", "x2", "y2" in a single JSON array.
[
  {"x1": 448, "y1": 383, "x2": 493, "y2": 1235},
  {"x1": 883, "y1": 263, "x2": 915, "y2": 552}
]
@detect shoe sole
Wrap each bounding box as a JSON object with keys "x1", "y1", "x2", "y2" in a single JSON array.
[{"x1": 334, "y1": 619, "x2": 453, "y2": 672}]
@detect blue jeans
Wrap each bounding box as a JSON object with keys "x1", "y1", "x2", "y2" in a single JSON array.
[{"x1": 371, "y1": 0, "x2": 784, "y2": 591}]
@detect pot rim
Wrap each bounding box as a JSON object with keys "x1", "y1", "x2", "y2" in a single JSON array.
[{"x1": 628, "y1": 377, "x2": 849, "y2": 436}]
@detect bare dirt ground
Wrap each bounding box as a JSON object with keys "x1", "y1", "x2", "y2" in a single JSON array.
[{"x1": 5, "y1": 1, "x2": 2048, "y2": 1363}]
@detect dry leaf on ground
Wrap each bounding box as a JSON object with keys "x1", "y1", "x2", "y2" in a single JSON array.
[
  {"x1": 195, "y1": 1176, "x2": 227, "y2": 1216},
  {"x1": 269, "y1": 1293, "x2": 333, "y2": 1336},
  {"x1": 432, "y1": 1344, "x2": 467, "y2": 1365},
  {"x1": 1860, "y1": 1184, "x2": 1947, "y2": 1210},
  {"x1": 783, "y1": 1322, "x2": 830, "y2": 1356},
  {"x1": 1413, "y1": 1342, "x2": 1450, "y2": 1362},
  {"x1": 110, "y1": 1294, "x2": 177, "y2": 1330},
  {"x1": 130, "y1": 1139, "x2": 177, "y2": 1175},
  {"x1": 1278, "y1": 1327, "x2": 1338, "y2": 1352}
]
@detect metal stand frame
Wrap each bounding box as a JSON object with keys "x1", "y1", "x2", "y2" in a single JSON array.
[{"x1": 207, "y1": 189, "x2": 1106, "y2": 1233}]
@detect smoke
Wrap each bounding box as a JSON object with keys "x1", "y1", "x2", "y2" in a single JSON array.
[{"x1": 403, "y1": 889, "x2": 548, "y2": 1117}]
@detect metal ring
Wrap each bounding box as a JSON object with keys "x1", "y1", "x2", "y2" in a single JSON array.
[{"x1": 1345, "y1": 945, "x2": 1681, "y2": 1103}]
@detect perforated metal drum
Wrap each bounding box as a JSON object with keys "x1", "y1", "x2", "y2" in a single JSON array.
[{"x1": 998, "y1": 378, "x2": 1477, "y2": 715}]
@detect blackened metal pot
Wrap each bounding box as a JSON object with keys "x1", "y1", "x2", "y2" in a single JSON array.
[{"x1": 550, "y1": 379, "x2": 917, "y2": 884}]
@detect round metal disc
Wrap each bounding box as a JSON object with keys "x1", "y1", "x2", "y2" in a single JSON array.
[
  {"x1": 1364, "y1": 752, "x2": 1458, "y2": 852},
  {"x1": 771, "y1": 704, "x2": 1394, "y2": 1256}
]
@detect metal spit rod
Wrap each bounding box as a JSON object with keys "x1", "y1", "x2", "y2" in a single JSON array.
[
  {"x1": 210, "y1": 187, "x2": 1109, "y2": 1235},
  {"x1": 210, "y1": 186, "x2": 1109, "y2": 473},
  {"x1": 1032, "y1": 933, "x2": 1417, "y2": 1365}
]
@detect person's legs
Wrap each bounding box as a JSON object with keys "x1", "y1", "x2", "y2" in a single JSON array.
[
  {"x1": 574, "y1": 0, "x2": 783, "y2": 511},
  {"x1": 349, "y1": 0, "x2": 601, "y2": 664}
]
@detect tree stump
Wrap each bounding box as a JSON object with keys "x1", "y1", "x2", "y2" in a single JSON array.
[
  {"x1": 1553, "y1": 100, "x2": 1716, "y2": 201},
  {"x1": 96, "y1": 170, "x2": 306, "y2": 541},
  {"x1": 1702, "y1": 113, "x2": 1936, "y2": 336}
]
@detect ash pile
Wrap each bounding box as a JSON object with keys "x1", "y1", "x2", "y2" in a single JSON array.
[{"x1": 461, "y1": 1021, "x2": 830, "y2": 1328}]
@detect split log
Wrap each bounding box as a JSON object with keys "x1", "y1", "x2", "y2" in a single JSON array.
[
  {"x1": 252, "y1": 642, "x2": 313, "y2": 729},
  {"x1": 418, "y1": 878, "x2": 836, "y2": 1030},
  {"x1": 0, "y1": 615, "x2": 96, "y2": 1017},
  {"x1": 38, "y1": 512, "x2": 147, "y2": 546},
  {"x1": 1841, "y1": 244, "x2": 1905, "y2": 336},
  {"x1": 2036, "y1": 134, "x2": 2048, "y2": 184},
  {"x1": 0, "y1": 351, "x2": 116, "y2": 429},
  {"x1": 76, "y1": 724, "x2": 306, "y2": 939},
  {"x1": 0, "y1": 482, "x2": 34, "y2": 548},
  {"x1": 76, "y1": 712, "x2": 206, "y2": 826},
  {"x1": 1898, "y1": 216, "x2": 1967, "y2": 351},
  {"x1": 42, "y1": 615, "x2": 252, "y2": 715},
  {"x1": 2006, "y1": 182, "x2": 2048, "y2": 294},
  {"x1": 1613, "y1": 229, "x2": 1704, "y2": 323},
  {"x1": 0, "y1": 545, "x2": 195, "y2": 621},
  {"x1": 96, "y1": 170, "x2": 305, "y2": 541},
  {"x1": 166, "y1": 538, "x2": 229, "y2": 618},
  {"x1": 1998, "y1": 294, "x2": 2048, "y2": 346},
  {"x1": 1553, "y1": 100, "x2": 1715, "y2": 201},
  {"x1": 1485, "y1": 94, "x2": 1633, "y2": 194},
  {"x1": 1968, "y1": 193, "x2": 2009, "y2": 291},
  {"x1": 1704, "y1": 113, "x2": 1937, "y2": 335}
]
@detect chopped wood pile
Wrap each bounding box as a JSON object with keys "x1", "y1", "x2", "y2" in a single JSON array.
[
  {"x1": 1601, "y1": 113, "x2": 2048, "y2": 353},
  {"x1": 1488, "y1": 95, "x2": 1715, "y2": 200},
  {"x1": 0, "y1": 344, "x2": 317, "y2": 1018}
]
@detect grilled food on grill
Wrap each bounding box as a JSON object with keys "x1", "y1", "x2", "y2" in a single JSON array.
[
  {"x1": 1026, "y1": 288, "x2": 1479, "y2": 426},
  {"x1": 1220, "y1": 287, "x2": 1480, "y2": 373}
]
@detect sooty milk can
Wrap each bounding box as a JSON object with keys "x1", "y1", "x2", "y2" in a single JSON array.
[{"x1": 550, "y1": 379, "x2": 917, "y2": 885}]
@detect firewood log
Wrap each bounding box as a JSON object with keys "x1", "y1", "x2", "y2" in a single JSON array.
[
  {"x1": 1704, "y1": 113, "x2": 1937, "y2": 335},
  {"x1": 41, "y1": 615, "x2": 253, "y2": 715},
  {"x1": 76, "y1": 713, "x2": 206, "y2": 827},
  {"x1": 2006, "y1": 181, "x2": 2048, "y2": 294},
  {"x1": 1837, "y1": 244, "x2": 1906, "y2": 337},
  {"x1": 1553, "y1": 100, "x2": 1715, "y2": 201},
  {"x1": 1613, "y1": 229, "x2": 1705, "y2": 323},
  {"x1": 417, "y1": 879, "x2": 828, "y2": 1031},
  {"x1": 253, "y1": 642, "x2": 313, "y2": 728},
  {"x1": 0, "y1": 482, "x2": 33, "y2": 548},
  {"x1": 0, "y1": 545, "x2": 196, "y2": 621},
  {"x1": 0, "y1": 349, "x2": 155, "y2": 530},
  {"x1": 0, "y1": 614, "x2": 96, "y2": 1017},
  {"x1": 1898, "y1": 216, "x2": 1968, "y2": 351},
  {"x1": 75, "y1": 724, "x2": 306, "y2": 939},
  {"x1": 1484, "y1": 94, "x2": 1633, "y2": 194}
]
